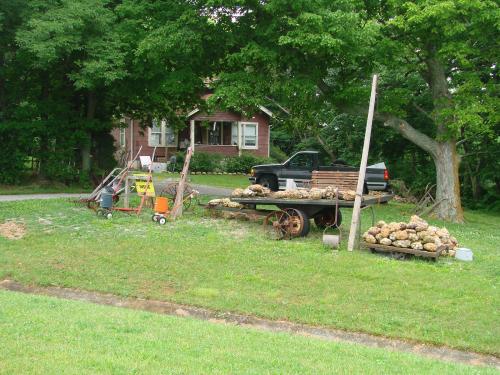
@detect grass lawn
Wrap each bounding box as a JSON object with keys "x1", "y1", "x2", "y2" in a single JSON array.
[
  {"x1": 0, "y1": 173, "x2": 247, "y2": 195},
  {"x1": 0, "y1": 291, "x2": 495, "y2": 374},
  {"x1": 0, "y1": 198, "x2": 498, "y2": 355},
  {"x1": 157, "y1": 172, "x2": 250, "y2": 189}
]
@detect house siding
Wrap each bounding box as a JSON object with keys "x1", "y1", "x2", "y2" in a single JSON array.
[{"x1": 113, "y1": 110, "x2": 271, "y2": 161}]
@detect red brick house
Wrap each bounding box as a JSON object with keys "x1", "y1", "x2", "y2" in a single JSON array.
[{"x1": 112, "y1": 105, "x2": 273, "y2": 162}]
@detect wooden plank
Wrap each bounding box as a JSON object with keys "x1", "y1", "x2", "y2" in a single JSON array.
[
  {"x1": 171, "y1": 146, "x2": 192, "y2": 219},
  {"x1": 348, "y1": 74, "x2": 378, "y2": 252},
  {"x1": 361, "y1": 242, "x2": 441, "y2": 258}
]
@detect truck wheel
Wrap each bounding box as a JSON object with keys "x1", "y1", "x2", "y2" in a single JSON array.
[
  {"x1": 314, "y1": 209, "x2": 342, "y2": 229},
  {"x1": 257, "y1": 175, "x2": 278, "y2": 191}
]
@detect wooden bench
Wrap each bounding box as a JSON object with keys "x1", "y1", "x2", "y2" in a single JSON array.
[{"x1": 310, "y1": 171, "x2": 359, "y2": 190}]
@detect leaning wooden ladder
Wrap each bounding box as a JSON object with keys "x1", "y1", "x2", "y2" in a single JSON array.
[{"x1": 170, "y1": 147, "x2": 193, "y2": 219}]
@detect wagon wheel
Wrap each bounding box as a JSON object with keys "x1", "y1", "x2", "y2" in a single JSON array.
[
  {"x1": 314, "y1": 209, "x2": 342, "y2": 229},
  {"x1": 160, "y1": 182, "x2": 194, "y2": 210},
  {"x1": 263, "y1": 210, "x2": 292, "y2": 240},
  {"x1": 283, "y1": 208, "x2": 309, "y2": 237}
]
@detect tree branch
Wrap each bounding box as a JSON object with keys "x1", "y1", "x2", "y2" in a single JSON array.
[
  {"x1": 316, "y1": 135, "x2": 335, "y2": 161},
  {"x1": 412, "y1": 102, "x2": 434, "y2": 122},
  {"x1": 377, "y1": 113, "x2": 438, "y2": 156}
]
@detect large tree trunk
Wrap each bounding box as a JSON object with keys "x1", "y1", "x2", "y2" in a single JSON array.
[
  {"x1": 434, "y1": 141, "x2": 464, "y2": 222},
  {"x1": 381, "y1": 116, "x2": 464, "y2": 223}
]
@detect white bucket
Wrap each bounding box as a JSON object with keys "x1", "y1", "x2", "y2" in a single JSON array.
[
  {"x1": 285, "y1": 179, "x2": 297, "y2": 190},
  {"x1": 455, "y1": 248, "x2": 473, "y2": 262}
]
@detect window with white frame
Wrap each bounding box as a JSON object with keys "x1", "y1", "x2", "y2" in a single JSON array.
[
  {"x1": 119, "y1": 127, "x2": 126, "y2": 147},
  {"x1": 241, "y1": 122, "x2": 258, "y2": 149},
  {"x1": 165, "y1": 124, "x2": 177, "y2": 147},
  {"x1": 149, "y1": 119, "x2": 162, "y2": 146},
  {"x1": 148, "y1": 119, "x2": 178, "y2": 147},
  {"x1": 231, "y1": 123, "x2": 239, "y2": 145}
]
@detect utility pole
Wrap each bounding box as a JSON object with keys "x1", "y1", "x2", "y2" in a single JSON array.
[{"x1": 347, "y1": 74, "x2": 378, "y2": 251}]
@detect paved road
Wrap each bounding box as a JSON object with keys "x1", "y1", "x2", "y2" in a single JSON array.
[
  {"x1": 0, "y1": 183, "x2": 231, "y2": 202},
  {"x1": 0, "y1": 193, "x2": 87, "y2": 202}
]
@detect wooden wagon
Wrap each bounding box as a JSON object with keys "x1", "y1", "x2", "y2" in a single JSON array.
[{"x1": 230, "y1": 194, "x2": 393, "y2": 239}]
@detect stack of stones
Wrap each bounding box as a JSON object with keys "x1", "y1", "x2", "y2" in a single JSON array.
[
  {"x1": 362, "y1": 215, "x2": 459, "y2": 256},
  {"x1": 230, "y1": 185, "x2": 358, "y2": 201}
]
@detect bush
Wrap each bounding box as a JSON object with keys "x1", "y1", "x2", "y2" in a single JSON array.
[
  {"x1": 190, "y1": 152, "x2": 223, "y2": 172},
  {"x1": 186, "y1": 152, "x2": 275, "y2": 174},
  {"x1": 224, "y1": 153, "x2": 274, "y2": 174}
]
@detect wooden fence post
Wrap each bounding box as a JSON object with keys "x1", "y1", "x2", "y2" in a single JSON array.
[
  {"x1": 347, "y1": 74, "x2": 378, "y2": 251},
  {"x1": 170, "y1": 146, "x2": 193, "y2": 219}
]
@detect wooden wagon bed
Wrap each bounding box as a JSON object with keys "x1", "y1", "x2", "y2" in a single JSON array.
[{"x1": 361, "y1": 241, "x2": 443, "y2": 260}]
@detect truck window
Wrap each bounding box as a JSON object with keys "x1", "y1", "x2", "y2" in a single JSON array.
[{"x1": 288, "y1": 154, "x2": 314, "y2": 170}]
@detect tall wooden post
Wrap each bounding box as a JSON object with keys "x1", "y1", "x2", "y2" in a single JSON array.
[
  {"x1": 171, "y1": 146, "x2": 193, "y2": 219},
  {"x1": 347, "y1": 74, "x2": 378, "y2": 251},
  {"x1": 190, "y1": 120, "x2": 195, "y2": 153}
]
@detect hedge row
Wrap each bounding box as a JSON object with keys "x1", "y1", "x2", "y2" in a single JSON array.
[{"x1": 176, "y1": 152, "x2": 275, "y2": 173}]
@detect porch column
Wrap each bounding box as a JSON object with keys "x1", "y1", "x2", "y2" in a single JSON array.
[
  {"x1": 237, "y1": 121, "x2": 242, "y2": 156},
  {"x1": 190, "y1": 119, "x2": 195, "y2": 153}
]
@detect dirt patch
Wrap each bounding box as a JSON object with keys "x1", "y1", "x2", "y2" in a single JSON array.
[
  {"x1": 0, "y1": 221, "x2": 26, "y2": 240},
  {"x1": 0, "y1": 279, "x2": 498, "y2": 369}
]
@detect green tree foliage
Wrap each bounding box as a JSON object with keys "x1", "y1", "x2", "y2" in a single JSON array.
[
  {"x1": 0, "y1": 0, "x2": 223, "y2": 183},
  {"x1": 208, "y1": 0, "x2": 499, "y2": 221}
]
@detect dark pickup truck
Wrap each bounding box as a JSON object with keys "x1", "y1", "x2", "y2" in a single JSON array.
[{"x1": 249, "y1": 151, "x2": 390, "y2": 192}]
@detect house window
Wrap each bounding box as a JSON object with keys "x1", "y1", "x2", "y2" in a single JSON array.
[
  {"x1": 119, "y1": 127, "x2": 126, "y2": 147},
  {"x1": 241, "y1": 122, "x2": 258, "y2": 149},
  {"x1": 148, "y1": 120, "x2": 178, "y2": 147},
  {"x1": 165, "y1": 124, "x2": 177, "y2": 147},
  {"x1": 149, "y1": 119, "x2": 162, "y2": 146},
  {"x1": 231, "y1": 123, "x2": 239, "y2": 145}
]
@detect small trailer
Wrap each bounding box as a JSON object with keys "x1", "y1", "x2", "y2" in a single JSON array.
[{"x1": 230, "y1": 194, "x2": 393, "y2": 239}]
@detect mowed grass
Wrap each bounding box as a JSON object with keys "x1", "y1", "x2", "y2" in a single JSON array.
[
  {"x1": 0, "y1": 173, "x2": 248, "y2": 195},
  {"x1": 157, "y1": 172, "x2": 250, "y2": 189},
  {"x1": 0, "y1": 291, "x2": 495, "y2": 375},
  {"x1": 0, "y1": 198, "x2": 499, "y2": 355}
]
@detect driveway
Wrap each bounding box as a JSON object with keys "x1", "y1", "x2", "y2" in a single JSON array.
[{"x1": 0, "y1": 183, "x2": 231, "y2": 202}]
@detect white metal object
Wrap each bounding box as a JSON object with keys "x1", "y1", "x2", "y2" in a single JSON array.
[
  {"x1": 348, "y1": 74, "x2": 378, "y2": 251},
  {"x1": 455, "y1": 248, "x2": 473, "y2": 261},
  {"x1": 140, "y1": 156, "x2": 152, "y2": 169},
  {"x1": 285, "y1": 179, "x2": 297, "y2": 190}
]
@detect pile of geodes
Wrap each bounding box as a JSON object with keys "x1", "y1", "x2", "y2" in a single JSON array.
[{"x1": 362, "y1": 215, "x2": 459, "y2": 256}]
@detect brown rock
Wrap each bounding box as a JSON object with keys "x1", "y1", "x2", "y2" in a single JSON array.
[
  {"x1": 408, "y1": 233, "x2": 419, "y2": 242},
  {"x1": 379, "y1": 238, "x2": 392, "y2": 246},
  {"x1": 393, "y1": 240, "x2": 411, "y2": 248},
  {"x1": 364, "y1": 234, "x2": 377, "y2": 244},
  {"x1": 423, "y1": 243, "x2": 437, "y2": 252},
  {"x1": 394, "y1": 230, "x2": 409, "y2": 240},
  {"x1": 410, "y1": 241, "x2": 423, "y2": 250}
]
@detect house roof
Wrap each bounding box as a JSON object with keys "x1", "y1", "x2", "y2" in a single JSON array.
[
  {"x1": 186, "y1": 93, "x2": 273, "y2": 119},
  {"x1": 186, "y1": 105, "x2": 273, "y2": 119}
]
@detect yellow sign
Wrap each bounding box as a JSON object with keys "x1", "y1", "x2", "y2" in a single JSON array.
[{"x1": 134, "y1": 174, "x2": 155, "y2": 197}]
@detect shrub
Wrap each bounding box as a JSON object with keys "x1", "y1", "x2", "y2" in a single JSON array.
[
  {"x1": 190, "y1": 152, "x2": 223, "y2": 172},
  {"x1": 224, "y1": 153, "x2": 274, "y2": 174}
]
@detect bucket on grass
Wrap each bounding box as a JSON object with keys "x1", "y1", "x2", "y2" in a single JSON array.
[
  {"x1": 100, "y1": 186, "x2": 114, "y2": 209},
  {"x1": 323, "y1": 227, "x2": 341, "y2": 250},
  {"x1": 154, "y1": 197, "x2": 169, "y2": 214},
  {"x1": 455, "y1": 248, "x2": 473, "y2": 262}
]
